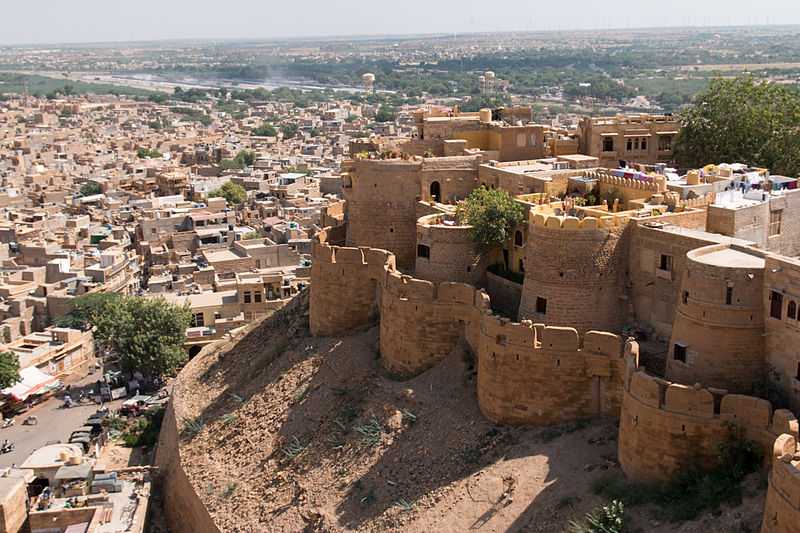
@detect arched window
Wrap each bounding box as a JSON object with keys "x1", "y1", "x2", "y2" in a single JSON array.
[
  {"x1": 514, "y1": 230, "x2": 523, "y2": 247},
  {"x1": 789, "y1": 301, "x2": 797, "y2": 320},
  {"x1": 429, "y1": 181, "x2": 441, "y2": 203}
]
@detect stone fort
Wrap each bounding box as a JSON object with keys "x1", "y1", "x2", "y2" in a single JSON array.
[{"x1": 311, "y1": 108, "x2": 800, "y2": 532}]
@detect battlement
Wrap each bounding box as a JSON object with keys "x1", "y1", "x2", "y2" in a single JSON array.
[
  {"x1": 528, "y1": 210, "x2": 633, "y2": 232},
  {"x1": 620, "y1": 366, "x2": 799, "y2": 482},
  {"x1": 478, "y1": 315, "x2": 629, "y2": 358},
  {"x1": 596, "y1": 171, "x2": 665, "y2": 193}
]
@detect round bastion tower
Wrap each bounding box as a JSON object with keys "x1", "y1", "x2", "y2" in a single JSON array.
[
  {"x1": 343, "y1": 159, "x2": 423, "y2": 271},
  {"x1": 666, "y1": 244, "x2": 765, "y2": 393},
  {"x1": 414, "y1": 213, "x2": 486, "y2": 284},
  {"x1": 518, "y1": 213, "x2": 628, "y2": 333}
]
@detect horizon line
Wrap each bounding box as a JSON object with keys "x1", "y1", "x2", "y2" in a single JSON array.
[{"x1": 2, "y1": 22, "x2": 799, "y2": 49}]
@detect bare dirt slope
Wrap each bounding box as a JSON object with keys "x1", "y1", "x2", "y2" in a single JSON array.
[{"x1": 171, "y1": 292, "x2": 766, "y2": 533}]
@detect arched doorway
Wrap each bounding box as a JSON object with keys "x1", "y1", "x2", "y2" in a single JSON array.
[
  {"x1": 188, "y1": 345, "x2": 203, "y2": 359},
  {"x1": 430, "y1": 181, "x2": 441, "y2": 203}
]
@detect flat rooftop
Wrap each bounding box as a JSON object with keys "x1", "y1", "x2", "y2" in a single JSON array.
[{"x1": 695, "y1": 247, "x2": 765, "y2": 269}]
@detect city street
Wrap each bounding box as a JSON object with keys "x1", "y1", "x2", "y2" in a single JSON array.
[{"x1": 0, "y1": 369, "x2": 126, "y2": 468}]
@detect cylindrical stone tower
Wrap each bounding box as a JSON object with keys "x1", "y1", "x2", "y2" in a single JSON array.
[{"x1": 666, "y1": 244, "x2": 765, "y2": 393}]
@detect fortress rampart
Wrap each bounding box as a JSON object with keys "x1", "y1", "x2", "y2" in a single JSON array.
[
  {"x1": 343, "y1": 159, "x2": 423, "y2": 270},
  {"x1": 155, "y1": 394, "x2": 221, "y2": 533},
  {"x1": 619, "y1": 365, "x2": 799, "y2": 483},
  {"x1": 380, "y1": 272, "x2": 488, "y2": 376},
  {"x1": 311, "y1": 234, "x2": 643, "y2": 426},
  {"x1": 309, "y1": 230, "x2": 395, "y2": 336},
  {"x1": 518, "y1": 213, "x2": 630, "y2": 333},
  {"x1": 477, "y1": 320, "x2": 638, "y2": 425},
  {"x1": 761, "y1": 434, "x2": 800, "y2": 533}
]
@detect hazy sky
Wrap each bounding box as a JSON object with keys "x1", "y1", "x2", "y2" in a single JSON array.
[{"x1": 2, "y1": 0, "x2": 799, "y2": 45}]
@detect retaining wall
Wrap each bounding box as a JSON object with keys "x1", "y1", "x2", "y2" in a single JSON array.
[{"x1": 154, "y1": 401, "x2": 221, "y2": 533}]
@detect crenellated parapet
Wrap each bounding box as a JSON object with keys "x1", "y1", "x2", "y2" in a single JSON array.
[
  {"x1": 380, "y1": 271, "x2": 489, "y2": 376},
  {"x1": 619, "y1": 365, "x2": 799, "y2": 483},
  {"x1": 311, "y1": 230, "x2": 641, "y2": 428},
  {"x1": 761, "y1": 434, "x2": 800, "y2": 533},
  {"x1": 519, "y1": 212, "x2": 631, "y2": 333},
  {"x1": 477, "y1": 318, "x2": 639, "y2": 425},
  {"x1": 310, "y1": 238, "x2": 396, "y2": 336}
]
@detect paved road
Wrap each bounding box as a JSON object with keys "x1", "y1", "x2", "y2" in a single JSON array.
[
  {"x1": 0, "y1": 369, "x2": 126, "y2": 468},
  {"x1": 0, "y1": 398, "x2": 108, "y2": 467}
]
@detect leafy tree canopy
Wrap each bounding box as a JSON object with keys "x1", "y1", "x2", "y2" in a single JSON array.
[
  {"x1": 136, "y1": 147, "x2": 162, "y2": 159},
  {"x1": 0, "y1": 351, "x2": 20, "y2": 389},
  {"x1": 79, "y1": 181, "x2": 102, "y2": 197},
  {"x1": 375, "y1": 106, "x2": 397, "y2": 123},
  {"x1": 675, "y1": 77, "x2": 800, "y2": 176},
  {"x1": 252, "y1": 124, "x2": 277, "y2": 137},
  {"x1": 456, "y1": 187, "x2": 525, "y2": 248},
  {"x1": 57, "y1": 293, "x2": 191, "y2": 378},
  {"x1": 210, "y1": 181, "x2": 247, "y2": 205}
]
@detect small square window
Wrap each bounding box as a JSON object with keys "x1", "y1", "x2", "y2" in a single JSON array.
[
  {"x1": 417, "y1": 244, "x2": 430, "y2": 259},
  {"x1": 254, "y1": 292, "x2": 262, "y2": 303},
  {"x1": 244, "y1": 291, "x2": 252, "y2": 304},
  {"x1": 659, "y1": 254, "x2": 672, "y2": 271},
  {"x1": 536, "y1": 297, "x2": 547, "y2": 315}
]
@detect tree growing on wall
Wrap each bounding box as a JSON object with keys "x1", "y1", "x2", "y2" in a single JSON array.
[
  {"x1": 0, "y1": 351, "x2": 20, "y2": 389},
  {"x1": 210, "y1": 181, "x2": 247, "y2": 205},
  {"x1": 456, "y1": 186, "x2": 525, "y2": 248},
  {"x1": 675, "y1": 77, "x2": 800, "y2": 176}
]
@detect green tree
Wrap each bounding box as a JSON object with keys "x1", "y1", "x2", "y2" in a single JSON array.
[
  {"x1": 233, "y1": 150, "x2": 255, "y2": 168},
  {"x1": 281, "y1": 123, "x2": 299, "y2": 139},
  {"x1": 0, "y1": 351, "x2": 20, "y2": 389},
  {"x1": 252, "y1": 124, "x2": 277, "y2": 137},
  {"x1": 79, "y1": 182, "x2": 102, "y2": 197},
  {"x1": 136, "y1": 147, "x2": 162, "y2": 159},
  {"x1": 56, "y1": 292, "x2": 122, "y2": 332},
  {"x1": 111, "y1": 298, "x2": 192, "y2": 378},
  {"x1": 675, "y1": 77, "x2": 800, "y2": 176},
  {"x1": 59, "y1": 294, "x2": 190, "y2": 378},
  {"x1": 210, "y1": 181, "x2": 247, "y2": 205},
  {"x1": 375, "y1": 106, "x2": 397, "y2": 123},
  {"x1": 456, "y1": 187, "x2": 525, "y2": 248}
]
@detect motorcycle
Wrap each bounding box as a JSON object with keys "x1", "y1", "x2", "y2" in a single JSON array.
[
  {"x1": 2, "y1": 418, "x2": 13, "y2": 429},
  {"x1": 0, "y1": 442, "x2": 14, "y2": 454}
]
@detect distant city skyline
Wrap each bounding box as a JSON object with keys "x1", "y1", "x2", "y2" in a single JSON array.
[{"x1": 1, "y1": 0, "x2": 798, "y2": 46}]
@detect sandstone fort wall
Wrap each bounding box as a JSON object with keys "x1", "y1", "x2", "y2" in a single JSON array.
[
  {"x1": 761, "y1": 434, "x2": 800, "y2": 533},
  {"x1": 619, "y1": 366, "x2": 798, "y2": 483},
  {"x1": 380, "y1": 273, "x2": 487, "y2": 376},
  {"x1": 477, "y1": 320, "x2": 637, "y2": 425},
  {"x1": 155, "y1": 401, "x2": 221, "y2": 533},
  {"x1": 414, "y1": 213, "x2": 483, "y2": 284},
  {"x1": 666, "y1": 244, "x2": 766, "y2": 393},
  {"x1": 343, "y1": 159, "x2": 422, "y2": 270},
  {"x1": 311, "y1": 235, "x2": 643, "y2": 426}
]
